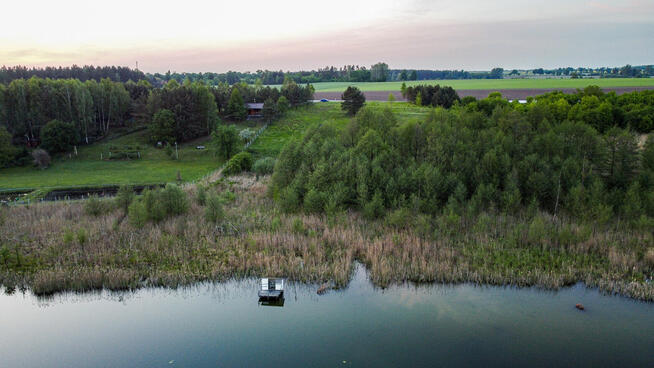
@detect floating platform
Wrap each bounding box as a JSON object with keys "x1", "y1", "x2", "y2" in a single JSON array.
[{"x1": 258, "y1": 278, "x2": 285, "y2": 300}]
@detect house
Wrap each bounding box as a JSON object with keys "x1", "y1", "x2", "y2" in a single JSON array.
[{"x1": 246, "y1": 103, "x2": 264, "y2": 119}]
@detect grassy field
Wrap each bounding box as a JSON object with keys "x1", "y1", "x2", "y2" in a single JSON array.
[
  {"x1": 248, "y1": 102, "x2": 432, "y2": 159},
  {"x1": 298, "y1": 78, "x2": 654, "y2": 92},
  {"x1": 0, "y1": 123, "x2": 264, "y2": 191}
]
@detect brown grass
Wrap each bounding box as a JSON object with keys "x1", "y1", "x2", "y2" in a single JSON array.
[{"x1": 1, "y1": 175, "x2": 652, "y2": 300}]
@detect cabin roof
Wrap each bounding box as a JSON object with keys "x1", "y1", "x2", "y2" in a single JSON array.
[{"x1": 246, "y1": 103, "x2": 264, "y2": 109}]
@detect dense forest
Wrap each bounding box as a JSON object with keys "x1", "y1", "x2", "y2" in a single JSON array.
[
  {"x1": 0, "y1": 65, "x2": 146, "y2": 84},
  {"x1": 0, "y1": 76, "x2": 313, "y2": 166},
  {"x1": 2, "y1": 63, "x2": 652, "y2": 87},
  {"x1": 403, "y1": 85, "x2": 654, "y2": 134},
  {"x1": 271, "y1": 90, "x2": 654, "y2": 227}
]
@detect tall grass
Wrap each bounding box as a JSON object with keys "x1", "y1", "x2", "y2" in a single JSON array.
[{"x1": 0, "y1": 175, "x2": 652, "y2": 300}]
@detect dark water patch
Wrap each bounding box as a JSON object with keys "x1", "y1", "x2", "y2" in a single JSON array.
[{"x1": 0, "y1": 264, "x2": 652, "y2": 368}]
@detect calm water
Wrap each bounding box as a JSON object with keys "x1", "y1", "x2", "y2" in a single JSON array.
[{"x1": 1, "y1": 265, "x2": 652, "y2": 368}]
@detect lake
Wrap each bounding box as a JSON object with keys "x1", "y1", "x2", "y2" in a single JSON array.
[{"x1": 1, "y1": 264, "x2": 652, "y2": 367}]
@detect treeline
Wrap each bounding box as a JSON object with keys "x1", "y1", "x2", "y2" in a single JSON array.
[
  {"x1": 403, "y1": 84, "x2": 460, "y2": 108},
  {"x1": 512, "y1": 65, "x2": 654, "y2": 78},
  {"x1": 465, "y1": 87, "x2": 654, "y2": 134},
  {"x1": 0, "y1": 65, "x2": 146, "y2": 84},
  {"x1": 0, "y1": 76, "x2": 313, "y2": 167},
  {"x1": 271, "y1": 103, "x2": 654, "y2": 227}
]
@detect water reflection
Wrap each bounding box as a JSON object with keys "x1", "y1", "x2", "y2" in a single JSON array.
[{"x1": 0, "y1": 264, "x2": 652, "y2": 368}]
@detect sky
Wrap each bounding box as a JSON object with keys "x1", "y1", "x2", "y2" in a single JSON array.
[{"x1": 1, "y1": 0, "x2": 653, "y2": 73}]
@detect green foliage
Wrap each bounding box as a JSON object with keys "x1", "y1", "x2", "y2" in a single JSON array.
[
  {"x1": 263, "y1": 98, "x2": 277, "y2": 121},
  {"x1": 304, "y1": 189, "x2": 326, "y2": 213},
  {"x1": 128, "y1": 199, "x2": 148, "y2": 228},
  {"x1": 40, "y1": 120, "x2": 79, "y2": 153},
  {"x1": 211, "y1": 124, "x2": 240, "y2": 160},
  {"x1": 276, "y1": 96, "x2": 290, "y2": 115},
  {"x1": 149, "y1": 109, "x2": 176, "y2": 144},
  {"x1": 205, "y1": 195, "x2": 224, "y2": 223},
  {"x1": 223, "y1": 151, "x2": 253, "y2": 175},
  {"x1": 253, "y1": 157, "x2": 276, "y2": 176},
  {"x1": 341, "y1": 86, "x2": 366, "y2": 116},
  {"x1": 226, "y1": 88, "x2": 247, "y2": 121},
  {"x1": 115, "y1": 185, "x2": 134, "y2": 213},
  {"x1": 0, "y1": 126, "x2": 18, "y2": 167},
  {"x1": 84, "y1": 195, "x2": 108, "y2": 217},
  {"x1": 76, "y1": 228, "x2": 87, "y2": 246},
  {"x1": 269, "y1": 98, "x2": 654, "y2": 228},
  {"x1": 138, "y1": 184, "x2": 189, "y2": 223},
  {"x1": 195, "y1": 185, "x2": 207, "y2": 205}
]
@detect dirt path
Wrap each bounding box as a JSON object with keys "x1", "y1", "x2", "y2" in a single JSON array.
[{"x1": 315, "y1": 86, "x2": 654, "y2": 101}]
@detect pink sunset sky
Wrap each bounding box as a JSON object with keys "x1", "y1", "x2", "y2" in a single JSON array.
[{"x1": 1, "y1": 0, "x2": 653, "y2": 72}]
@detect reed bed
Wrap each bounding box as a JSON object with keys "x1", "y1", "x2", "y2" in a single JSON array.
[{"x1": 0, "y1": 175, "x2": 652, "y2": 300}]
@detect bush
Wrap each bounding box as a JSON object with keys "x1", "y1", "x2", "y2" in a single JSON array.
[
  {"x1": 40, "y1": 120, "x2": 79, "y2": 153},
  {"x1": 196, "y1": 185, "x2": 207, "y2": 205},
  {"x1": 128, "y1": 199, "x2": 148, "y2": 228},
  {"x1": 32, "y1": 149, "x2": 51, "y2": 169},
  {"x1": 160, "y1": 184, "x2": 189, "y2": 216},
  {"x1": 84, "y1": 195, "x2": 108, "y2": 216},
  {"x1": 363, "y1": 191, "x2": 385, "y2": 219},
  {"x1": 279, "y1": 186, "x2": 300, "y2": 212},
  {"x1": 239, "y1": 128, "x2": 254, "y2": 142},
  {"x1": 115, "y1": 185, "x2": 134, "y2": 213},
  {"x1": 253, "y1": 157, "x2": 276, "y2": 176},
  {"x1": 386, "y1": 208, "x2": 412, "y2": 229},
  {"x1": 205, "y1": 195, "x2": 224, "y2": 223},
  {"x1": 223, "y1": 151, "x2": 253, "y2": 175},
  {"x1": 0, "y1": 126, "x2": 18, "y2": 168},
  {"x1": 141, "y1": 184, "x2": 189, "y2": 222},
  {"x1": 303, "y1": 189, "x2": 326, "y2": 213}
]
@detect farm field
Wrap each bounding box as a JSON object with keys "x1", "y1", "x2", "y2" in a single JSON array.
[{"x1": 296, "y1": 78, "x2": 654, "y2": 92}]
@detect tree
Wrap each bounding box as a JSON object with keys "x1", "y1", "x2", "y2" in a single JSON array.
[
  {"x1": 341, "y1": 86, "x2": 366, "y2": 116},
  {"x1": 211, "y1": 124, "x2": 239, "y2": 159},
  {"x1": 40, "y1": 120, "x2": 78, "y2": 153},
  {"x1": 370, "y1": 62, "x2": 389, "y2": 82},
  {"x1": 149, "y1": 109, "x2": 176, "y2": 144},
  {"x1": 387, "y1": 93, "x2": 396, "y2": 104},
  {"x1": 0, "y1": 126, "x2": 18, "y2": 167},
  {"x1": 276, "y1": 96, "x2": 290, "y2": 116},
  {"x1": 226, "y1": 88, "x2": 246, "y2": 121},
  {"x1": 489, "y1": 68, "x2": 504, "y2": 79},
  {"x1": 400, "y1": 82, "x2": 407, "y2": 98},
  {"x1": 409, "y1": 70, "x2": 417, "y2": 80},
  {"x1": 399, "y1": 70, "x2": 408, "y2": 81},
  {"x1": 263, "y1": 97, "x2": 277, "y2": 121},
  {"x1": 32, "y1": 149, "x2": 51, "y2": 169}
]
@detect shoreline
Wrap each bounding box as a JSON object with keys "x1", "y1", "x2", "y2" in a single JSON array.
[{"x1": 1, "y1": 175, "x2": 652, "y2": 301}]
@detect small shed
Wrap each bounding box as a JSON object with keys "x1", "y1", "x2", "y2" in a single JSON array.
[
  {"x1": 258, "y1": 277, "x2": 285, "y2": 300},
  {"x1": 246, "y1": 103, "x2": 264, "y2": 119}
]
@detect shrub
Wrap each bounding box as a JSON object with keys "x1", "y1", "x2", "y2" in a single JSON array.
[
  {"x1": 32, "y1": 149, "x2": 51, "y2": 169},
  {"x1": 386, "y1": 208, "x2": 412, "y2": 229},
  {"x1": 128, "y1": 199, "x2": 148, "y2": 228},
  {"x1": 303, "y1": 189, "x2": 325, "y2": 213},
  {"x1": 84, "y1": 195, "x2": 107, "y2": 216},
  {"x1": 159, "y1": 184, "x2": 189, "y2": 216},
  {"x1": 279, "y1": 186, "x2": 300, "y2": 212},
  {"x1": 223, "y1": 151, "x2": 253, "y2": 175},
  {"x1": 527, "y1": 215, "x2": 548, "y2": 246},
  {"x1": 195, "y1": 185, "x2": 207, "y2": 205},
  {"x1": 205, "y1": 195, "x2": 224, "y2": 223},
  {"x1": 363, "y1": 191, "x2": 385, "y2": 219},
  {"x1": 253, "y1": 157, "x2": 276, "y2": 176},
  {"x1": 143, "y1": 189, "x2": 166, "y2": 222},
  {"x1": 0, "y1": 126, "x2": 18, "y2": 168},
  {"x1": 40, "y1": 120, "x2": 79, "y2": 153},
  {"x1": 239, "y1": 128, "x2": 254, "y2": 142},
  {"x1": 76, "y1": 228, "x2": 87, "y2": 246},
  {"x1": 115, "y1": 185, "x2": 134, "y2": 213}
]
